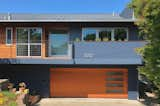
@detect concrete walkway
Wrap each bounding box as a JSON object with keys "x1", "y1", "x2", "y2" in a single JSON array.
[{"x1": 37, "y1": 98, "x2": 145, "y2": 106}]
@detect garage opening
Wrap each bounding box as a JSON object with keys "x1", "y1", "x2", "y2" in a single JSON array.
[{"x1": 50, "y1": 68, "x2": 128, "y2": 98}]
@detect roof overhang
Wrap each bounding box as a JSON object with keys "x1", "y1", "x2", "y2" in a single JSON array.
[{"x1": 0, "y1": 19, "x2": 137, "y2": 23}]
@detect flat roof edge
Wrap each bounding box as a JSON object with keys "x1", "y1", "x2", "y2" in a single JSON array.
[{"x1": 0, "y1": 20, "x2": 136, "y2": 23}]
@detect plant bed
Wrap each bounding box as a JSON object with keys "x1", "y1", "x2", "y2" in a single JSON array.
[{"x1": 0, "y1": 91, "x2": 17, "y2": 106}]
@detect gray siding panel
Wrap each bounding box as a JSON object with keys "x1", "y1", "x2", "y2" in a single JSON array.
[
  {"x1": 74, "y1": 42, "x2": 145, "y2": 65},
  {"x1": 128, "y1": 91, "x2": 138, "y2": 100},
  {"x1": 0, "y1": 59, "x2": 74, "y2": 64},
  {"x1": 75, "y1": 58, "x2": 142, "y2": 65}
]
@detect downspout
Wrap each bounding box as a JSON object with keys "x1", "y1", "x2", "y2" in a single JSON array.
[
  {"x1": 132, "y1": 10, "x2": 135, "y2": 20},
  {"x1": 72, "y1": 42, "x2": 76, "y2": 65}
]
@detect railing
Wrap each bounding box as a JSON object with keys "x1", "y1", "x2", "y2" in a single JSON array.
[
  {"x1": 0, "y1": 41, "x2": 146, "y2": 64},
  {"x1": 0, "y1": 40, "x2": 146, "y2": 59},
  {"x1": 0, "y1": 40, "x2": 73, "y2": 59}
]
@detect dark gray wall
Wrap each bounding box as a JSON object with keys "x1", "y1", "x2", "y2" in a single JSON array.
[
  {"x1": 128, "y1": 25, "x2": 139, "y2": 41},
  {"x1": 128, "y1": 68, "x2": 138, "y2": 100},
  {"x1": 128, "y1": 68, "x2": 138, "y2": 91},
  {"x1": 0, "y1": 64, "x2": 138, "y2": 98},
  {"x1": 69, "y1": 26, "x2": 81, "y2": 41},
  {"x1": 68, "y1": 22, "x2": 141, "y2": 41},
  {"x1": 0, "y1": 65, "x2": 50, "y2": 97}
]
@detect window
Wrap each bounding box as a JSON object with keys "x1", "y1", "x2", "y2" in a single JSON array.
[
  {"x1": 82, "y1": 28, "x2": 128, "y2": 41},
  {"x1": 6, "y1": 28, "x2": 13, "y2": 45},
  {"x1": 17, "y1": 28, "x2": 28, "y2": 43},
  {"x1": 17, "y1": 45, "x2": 28, "y2": 56},
  {"x1": 82, "y1": 29, "x2": 96, "y2": 41},
  {"x1": 49, "y1": 30, "x2": 69, "y2": 56},
  {"x1": 114, "y1": 28, "x2": 128, "y2": 41},
  {"x1": 30, "y1": 28, "x2": 41, "y2": 43},
  {"x1": 106, "y1": 70, "x2": 128, "y2": 94},
  {"x1": 99, "y1": 29, "x2": 112, "y2": 41},
  {"x1": 16, "y1": 28, "x2": 42, "y2": 57}
]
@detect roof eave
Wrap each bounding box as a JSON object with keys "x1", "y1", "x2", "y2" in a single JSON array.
[{"x1": 0, "y1": 19, "x2": 137, "y2": 23}]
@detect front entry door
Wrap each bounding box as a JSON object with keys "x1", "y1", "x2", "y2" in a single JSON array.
[{"x1": 49, "y1": 32, "x2": 69, "y2": 57}]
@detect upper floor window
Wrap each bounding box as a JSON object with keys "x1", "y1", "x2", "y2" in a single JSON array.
[
  {"x1": 114, "y1": 28, "x2": 128, "y2": 41},
  {"x1": 83, "y1": 29, "x2": 96, "y2": 41},
  {"x1": 99, "y1": 29, "x2": 112, "y2": 41},
  {"x1": 16, "y1": 28, "x2": 42, "y2": 57},
  {"x1": 6, "y1": 28, "x2": 13, "y2": 45},
  {"x1": 82, "y1": 28, "x2": 128, "y2": 42}
]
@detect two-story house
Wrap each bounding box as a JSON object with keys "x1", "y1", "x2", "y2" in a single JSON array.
[{"x1": 0, "y1": 9, "x2": 145, "y2": 99}]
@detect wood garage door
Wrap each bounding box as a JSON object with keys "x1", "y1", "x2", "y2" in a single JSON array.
[{"x1": 50, "y1": 68, "x2": 128, "y2": 98}]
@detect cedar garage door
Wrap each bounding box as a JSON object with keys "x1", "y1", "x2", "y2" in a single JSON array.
[{"x1": 50, "y1": 68, "x2": 128, "y2": 98}]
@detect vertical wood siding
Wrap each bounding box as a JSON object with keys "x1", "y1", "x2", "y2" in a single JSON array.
[
  {"x1": 0, "y1": 26, "x2": 16, "y2": 58},
  {"x1": 50, "y1": 68, "x2": 128, "y2": 98}
]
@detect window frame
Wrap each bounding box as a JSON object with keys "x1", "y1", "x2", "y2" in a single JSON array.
[
  {"x1": 82, "y1": 28, "x2": 97, "y2": 41},
  {"x1": 82, "y1": 27, "x2": 129, "y2": 41},
  {"x1": 114, "y1": 28, "x2": 129, "y2": 41},
  {"x1": 16, "y1": 27, "x2": 42, "y2": 57},
  {"x1": 48, "y1": 30, "x2": 72, "y2": 59},
  {"x1": 48, "y1": 33, "x2": 70, "y2": 57},
  {"x1": 6, "y1": 27, "x2": 13, "y2": 45}
]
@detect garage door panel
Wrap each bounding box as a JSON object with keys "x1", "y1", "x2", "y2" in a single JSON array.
[{"x1": 50, "y1": 68, "x2": 128, "y2": 98}]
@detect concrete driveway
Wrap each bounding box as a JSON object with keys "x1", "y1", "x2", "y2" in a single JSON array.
[{"x1": 37, "y1": 98, "x2": 145, "y2": 106}]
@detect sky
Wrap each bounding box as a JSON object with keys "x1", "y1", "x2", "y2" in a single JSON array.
[{"x1": 0, "y1": 0, "x2": 131, "y2": 13}]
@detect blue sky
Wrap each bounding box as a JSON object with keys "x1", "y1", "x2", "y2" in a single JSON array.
[{"x1": 0, "y1": 0, "x2": 130, "y2": 13}]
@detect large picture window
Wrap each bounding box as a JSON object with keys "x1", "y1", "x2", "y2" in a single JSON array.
[
  {"x1": 82, "y1": 28, "x2": 128, "y2": 41},
  {"x1": 16, "y1": 28, "x2": 42, "y2": 57}
]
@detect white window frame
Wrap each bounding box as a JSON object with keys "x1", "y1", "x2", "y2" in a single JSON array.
[
  {"x1": 82, "y1": 27, "x2": 129, "y2": 41},
  {"x1": 6, "y1": 27, "x2": 13, "y2": 45},
  {"x1": 16, "y1": 27, "x2": 42, "y2": 57}
]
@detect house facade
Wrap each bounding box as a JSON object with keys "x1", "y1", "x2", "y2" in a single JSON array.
[{"x1": 0, "y1": 10, "x2": 145, "y2": 99}]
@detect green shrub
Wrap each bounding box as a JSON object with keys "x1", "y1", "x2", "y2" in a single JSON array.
[
  {"x1": 2, "y1": 91, "x2": 16, "y2": 100},
  {"x1": 103, "y1": 37, "x2": 109, "y2": 42},
  {"x1": 1, "y1": 91, "x2": 17, "y2": 106},
  {"x1": 8, "y1": 101, "x2": 17, "y2": 106},
  {"x1": 84, "y1": 34, "x2": 96, "y2": 41},
  {"x1": 75, "y1": 38, "x2": 80, "y2": 42},
  {"x1": 95, "y1": 38, "x2": 101, "y2": 42}
]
